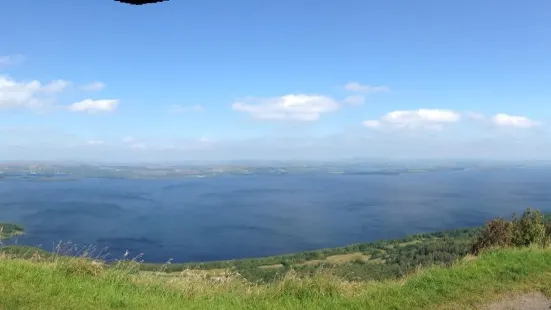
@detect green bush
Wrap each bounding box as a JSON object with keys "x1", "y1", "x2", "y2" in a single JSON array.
[
  {"x1": 511, "y1": 208, "x2": 546, "y2": 247},
  {"x1": 471, "y1": 218, "x2": 513, "y2": 255},
  {"x1": 472, "y1": 208, "x2": 549, "y2": 255}
]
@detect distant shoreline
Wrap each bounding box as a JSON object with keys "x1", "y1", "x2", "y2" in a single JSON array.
[{"x1": 0, "y1": 164, "x2": 528, "y2": 181}]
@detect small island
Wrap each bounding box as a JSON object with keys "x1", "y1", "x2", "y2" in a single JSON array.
[{"x1": 0, "y1": 223, "x2": 24, "y2": 240}]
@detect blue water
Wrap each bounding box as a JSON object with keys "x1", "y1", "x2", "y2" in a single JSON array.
[{"x1": 1, "y1": 167, "x2": 550, "y2": 263}]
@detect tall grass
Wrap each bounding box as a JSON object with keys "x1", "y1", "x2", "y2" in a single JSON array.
[{"x1": 1, "y1": 246, "x2": 551, "y2": 309}]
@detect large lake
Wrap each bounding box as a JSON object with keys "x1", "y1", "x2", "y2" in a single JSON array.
[{"x1": 1, "y1": 167, "x2": 550, "y2": 263}]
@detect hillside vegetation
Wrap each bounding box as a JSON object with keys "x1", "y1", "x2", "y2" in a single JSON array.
[
  {"x1": 1, "y1": 208, "x2": 551, "y2": 309},
  {"x1": 141, "y1": 227, "x2": 481, "y2": 283},
  {"x1": 136, "y1": 210, "x2": 551, "y2": 284},
  {"x1": 1, "y1": 247, "x2": 551, "y2": 309}
]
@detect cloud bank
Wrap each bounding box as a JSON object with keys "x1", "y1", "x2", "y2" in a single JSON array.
[
  {"x1": 363, "y1": 110, "x2": 541, "y2": 131},
  {"x1": 0, "y1": 64, "x2": 547, "y2": 161}
]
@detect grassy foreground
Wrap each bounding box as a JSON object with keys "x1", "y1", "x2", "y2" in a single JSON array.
[{"x1": 1, "y1": 247, "x2": 551, "y2": 309}]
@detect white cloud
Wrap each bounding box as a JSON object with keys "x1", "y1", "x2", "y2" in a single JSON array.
[
  {"x1": 362, "y1": 120, "x2": 381, "y2": 128},
  {"x1": 364, "y1": 109, "x2": 461, "y2": 130},
  {"x1": 344, "y1": 82, "x2": 389, "y2": 93},
  {"x1": 0, "y1": 54, "x2": 24, "y2": 67},
  {"x1": 464, "y1": 111, "x2": 486, "y2": 120},
  {"x1": 120, "y1": 137, "x2": 147, "y2": 149},
  {"x1": 463, "y1": 111, "x2": 541, "y2": 129},
  {"x1": 492, "y1": 113, "x2": 540, "y2": 128},
  {"x1": 42, "y1": 80, "x2": 70, "y2": 93},
  {"x1": 0, "y1": 75, "x2": 68, "y2": 110},
  {"x1": 364, "y1": 110, "x2": 542, "y2": 131},
  {"x1": 384, "y1": 109, "x2": 460, "y2": 124},
  {"x1": 344, "y1": 95, "x2": 365, "y2": 105},
  {"x1": 232, "y1": 94, "x2": 339, "y2": 121},
  {"x1": 86, "y1": 140, "x2": 104, "y2": 146},
  {"x1": 131, "y1": 143, "x2": 147, "y2": 150},
  {"x1": 80, "y1": 82, "x2": 105, "y2": 91},
  {"x1": 169, "y1": 104, "x2": 203, "y2": 113},
  {"x1": 118, "y1": 136, "x2": 215, "y2": 152},
  {"x1": 122, "y1": 136, "x2": 136, "y2": 143},
  {"x1": 68, "y1": 99, "x2": 119, "y2": 113}
]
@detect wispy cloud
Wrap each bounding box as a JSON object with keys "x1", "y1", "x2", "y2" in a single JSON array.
[
  {"x1": 68, "y1": 99, "x2": 119, "y2": 113},
  {"x1": 80, "y1": 82, "x2": 105, "y2": 91},
  {"x1": 362, "y1": 120, "x2": 382, "y2": 128},
  {"x1": 344, "y1": 82, "x2": 390, "y2": 93},
  {"x1": 0, "y1": 54, "x2": 24, "y2": 67},
  {"x1": 86, "y1": 140, "x2": 105, "y2": 146},
  {"x1": 363, "y1": 109, "x2": 461, "y2": 130},
  {"x1": 232, "y1": 94, "x2": 339, "y2": 121},
  {"x1": 344, "y1": 95, "x2": 366, "y2": 105},
  {"x1": 492, "y1": 114, "x2": 541, "y2": 128},
  {"x1": 464, "y1": 111, "x2": 486, "y2": 121},
  {"x1": 364, "y1": 109, "x2": 544, "y2": 131},
  {"x1": 122, "y1": 136, "x2": 136, "y2": 143},
  {"x1": 131, "y1": 143, "x2": 147, "y2": 150},
  {"x1": 43, "y1": 80, "x2": 70, "y2": 93},
  {"x1": 342, "y1": 82, "x2": 389, "y2": 106}
]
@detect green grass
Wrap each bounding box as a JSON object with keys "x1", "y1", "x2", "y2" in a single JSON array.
[{"x1": 1, "y1": 247, "x2": 551, "y2": 309}]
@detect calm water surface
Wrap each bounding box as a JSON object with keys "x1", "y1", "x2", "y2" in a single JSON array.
[{"x1": 1, "y1": 168, "x2": 550, "y2": 263}]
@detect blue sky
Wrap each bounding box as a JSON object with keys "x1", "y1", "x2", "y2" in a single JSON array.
[{"x1": 1, "y1": 0, "x2": 550, "y2": 161}]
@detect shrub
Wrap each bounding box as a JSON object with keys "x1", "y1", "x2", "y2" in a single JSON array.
[
  {"x1": 472, "y1": 208, "x2": 549, "y2": 255},
  {"x1": 511, "y1": 208, "x2": 546, "y2": 247},
  {"x1": 471, "y1": 217, "x2": 513, "y2": 255}
]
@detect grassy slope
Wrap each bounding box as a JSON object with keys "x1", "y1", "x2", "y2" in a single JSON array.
[{"x1": 1, "y1": 247, "x2": 551, "y2": 309}]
